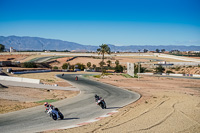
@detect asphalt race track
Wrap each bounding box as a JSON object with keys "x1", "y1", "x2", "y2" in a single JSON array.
[{"x1": 0, "y1": 74, "x2": 140, "y2": 133}]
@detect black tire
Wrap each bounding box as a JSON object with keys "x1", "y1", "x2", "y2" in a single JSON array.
[
  {"x1": 52, "y1": 113, "x2": 57, "y2": 120},
  {"x1": 59, "y1": 112, "x2": 64, "y2": 119},
  {"x1": 100, "y1": 103, "x2": 104, "y2": 109}
]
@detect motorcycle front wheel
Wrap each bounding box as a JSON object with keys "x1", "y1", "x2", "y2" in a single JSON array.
[
  {"x1": 100, "y1": 103, "x2": 104, "y2": 109},
  {"x1": 52, "y1": 113, "x2": 57, "y2": 120}
]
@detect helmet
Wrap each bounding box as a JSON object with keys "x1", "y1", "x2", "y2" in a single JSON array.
[
  {"x1": 95, "y1": 94, "x2": 98, "y2": 98},
  {"x1": 44, "y1": 102, "x2": 48, "y2": 107}
]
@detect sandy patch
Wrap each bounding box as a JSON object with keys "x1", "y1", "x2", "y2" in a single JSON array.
[
  {"x1": 0, "y1": 85, "x2": 79, "y2": 114},
  {"x1": 49, "y1": 75, "x2": 200, "y2": 133},
  {"x1": 0, "y1": 54, "x2": 30, "y2": 62}
]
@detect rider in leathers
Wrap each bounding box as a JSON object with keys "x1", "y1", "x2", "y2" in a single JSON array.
[
  {"x1": 95, "y1": 94, "x2": 102, "y2": 102},
  {"x1": 44, "y1": 102, "x2": 54, "y2": 112}
]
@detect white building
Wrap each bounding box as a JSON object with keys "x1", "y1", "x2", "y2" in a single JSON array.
[{"x1": 10, "y1": 47, "x2": 14, "y2": 52}]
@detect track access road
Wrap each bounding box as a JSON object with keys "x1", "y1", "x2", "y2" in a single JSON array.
[{"x1": 0, "y1": 74, "x2": 140, "y2": 133}]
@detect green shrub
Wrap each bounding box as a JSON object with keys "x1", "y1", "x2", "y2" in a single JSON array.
[
  {"x1": 62, "y1": 63, "x2": 70, "y2": 69},
  {"x1": 155, "y1": 65, "x2": 165, "y2": 73},
  {"x1": 53, "y1": 66, "x2": 58, "y2": 70},
  {"x1": 93, "y1": 75, "x2": 101, "y2": 78},
  {"x1": 35, "y1": 99, "x2": 58, "y2": 103},
  {"x1": 114, "y1": 65, "x2": 123, "y2": 73},
  {"x1": 75, "y1": 63, "x2": 86, "y2": 70},
  {"x1": 22, "y1": 62, "x2": 37, "y2": 68},
  {"x1": 121, "y1": 74, "x2": 133, "y2": 78},
  {"x1": 145, "y1": 69, "x2": 153, "y2": 72},
  {"x1": 166, "y1": 70, "x2": 174, "y2": 73},
  {"x1": 87, "y1": 62, "x2": 91, "y2": 68},
  {"x1": 134, "y1": 64, "x2": 146, "y2": 74},
  {"x1": 175, "y1": 66, "x2": 181, "y2": 71}
]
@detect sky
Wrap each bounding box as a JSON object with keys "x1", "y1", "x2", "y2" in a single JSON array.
[{"x1": 0, "y1": 0, "x2": 200, "y2": 46}]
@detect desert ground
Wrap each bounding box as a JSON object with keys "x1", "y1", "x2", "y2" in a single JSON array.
[
  {"x1": 0, "y1": 84, "x2": 79, "y2": 114},
  {"x1": 0, "y1": 54, "x2": 200, "y2": 132},
  {"x1": 46, "y1": 74, "x2": 200, "y2": 133}
]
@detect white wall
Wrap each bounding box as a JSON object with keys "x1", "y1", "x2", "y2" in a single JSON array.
[{"x1": 0, "y1": 76, "x2": 40, "y2": 84}]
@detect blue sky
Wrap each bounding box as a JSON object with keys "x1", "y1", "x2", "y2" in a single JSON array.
[{"x1": 0, "y1": 0, "x2": 200, "y2": 46}]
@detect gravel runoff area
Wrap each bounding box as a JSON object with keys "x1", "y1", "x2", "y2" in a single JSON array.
[{"x1": 0, "y1": 79, "x2": 79, "y2": 114}]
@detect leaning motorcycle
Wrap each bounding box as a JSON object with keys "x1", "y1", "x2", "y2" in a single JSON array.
[
  {"x1": 75, "y1": 76, "x2": 78, "y2": 81},
  {"x1": 96, "y1": 99, "x2": 106, "y2": 109},
  {"x1": 46, "y1": 107, "x2": 64, "y2": 120}
]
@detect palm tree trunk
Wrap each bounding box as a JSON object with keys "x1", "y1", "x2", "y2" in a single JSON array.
[
  {"x1": 101, "y1": 53, "x2": 105, "y2": 75},
  {"x1": 102, "y1": 53, "x2": 104, "y2": 62}
]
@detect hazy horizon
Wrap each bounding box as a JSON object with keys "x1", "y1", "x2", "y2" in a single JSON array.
[
  {"x1": 0, "y1": 0, "x2": 200, "y2": 46},
  {"x1": 1, "y1": 35, "x2": 200, "y2": 47}
]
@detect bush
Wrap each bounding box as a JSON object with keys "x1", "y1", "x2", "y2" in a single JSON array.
[
  {"x1": 87, "y1": 62, "x2": 91, "y2": 68},
  {"x1": 75, "y1": 63, "x2": 86, "y2": 70},
  {"x1": 175, "y1": 66, "x2": 181, "y2": 71},
  {"x1": 134, "y1": 64, "x2": 146, "y2": 74},
  {"x1": 145, "y1": 69, "x2": 153, "y2": 72},
  {"x1": 93, "y1": 75, "x2": 101, "y2": 78},
  {"x1": 62, "y1": 63, "x2": 70, "y2": 69},
  {"x1": 155, "y1": 65, "x2": 165, "y2": 73},
  {"x1": 53, "y1": 66, "x2": 58, "y2": 70},
  {"x1": 22, "y1": 62, "x2": 37, "y2": 68},
  {"x1": 115, "y1": 65, "x2": 123, "y2": 73},
  {"x1": 121, "y1": 74, "x2": 133, "y2": 78},
  {"x1": 166, "y1": 70, "x2": 174, "y2": 73}
]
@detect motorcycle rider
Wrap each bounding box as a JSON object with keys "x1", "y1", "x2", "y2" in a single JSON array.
[
  {"x1": 44, "y1": 102, "x2": 54, "y2": 112},
  {"x1": 75, "y1": 76, "x2": 78, "y2": 81},
  {"x1": 94, "y1": 94, "x2": 102, "y2": 102}
]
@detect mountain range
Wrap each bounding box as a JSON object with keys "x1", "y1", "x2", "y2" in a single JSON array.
[{"x1": 0, "y1": 36, "x2": 199, "y2": 52}]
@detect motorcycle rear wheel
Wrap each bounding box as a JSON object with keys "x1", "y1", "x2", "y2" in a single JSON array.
[{"x1": 59, "y1": 112, "x2": 64, "y2": 119}]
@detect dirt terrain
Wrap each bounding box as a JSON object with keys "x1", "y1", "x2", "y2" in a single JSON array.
[
  {"x1": 1, "y1": 54, "x2": 200, "y2": 75},
  {"x1": 0, "y1": 54, "x2": 29, "y2": 62},
  {"x1": 0, "y1": 84, "x2": 79, "y2": 114},
  {"x1": 48, "y1": 75, "x2": 200, "y2": 133},
  {"x1": 1, "y1": 54, "x2": 200, "y2": 132}
]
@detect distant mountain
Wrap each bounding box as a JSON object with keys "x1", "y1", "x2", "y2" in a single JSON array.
[
  {"x1": 0, "y1": 36, "x2": 199, "y2": 52},
  {"x1": 0, "y1": 36, "x2": 97, "y2": 51}
]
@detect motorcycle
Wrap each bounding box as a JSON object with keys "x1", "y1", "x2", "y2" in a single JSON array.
[
  {"x1": 96, "y1": 99, "x2": 107, "y2": 109},
  {"x1": 46, "y1": 107, "x2": 64, "y2": 120}
]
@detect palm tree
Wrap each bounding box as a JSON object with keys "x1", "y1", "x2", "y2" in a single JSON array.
[
  {"x1": 97, "y1": 44, "x2": 111, "y2": 63},
  {"x1": 97, "y1": 44, "x2": 111, "y2": 75}
]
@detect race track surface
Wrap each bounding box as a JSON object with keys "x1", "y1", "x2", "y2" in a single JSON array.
[{"x1": 0, "y1": 74, "x2": 140, "y2": 133}]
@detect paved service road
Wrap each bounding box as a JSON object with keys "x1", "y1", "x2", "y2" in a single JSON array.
[{"x1": 0, "y1": 74, "x2": 140, "y2": 133}]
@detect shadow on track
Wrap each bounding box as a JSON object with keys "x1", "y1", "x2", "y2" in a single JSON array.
[
  {"x1": 106, "y1": 107, "x2": 121, "y2": 109},
  {"x1": 62, "y1": 118, "x2": 80, "y2": 120}
]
